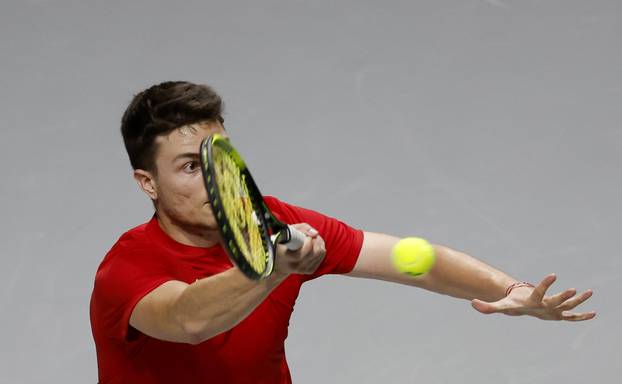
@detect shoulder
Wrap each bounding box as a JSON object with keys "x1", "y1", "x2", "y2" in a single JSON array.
[
  {"x1": 114, "y1": 220, "x2": 152, "y2": 250},
  {"x1": 100, "y1": 220, "x2": 151, "y2": 260},
  {"x1": 263, "y1": 196, "x2": 363, "y2": 240},
  {"x1": 264, "y1": 197, "x2": 365, "y2": 278},
  {"x1": 263, "y1": 195, "x2": 299, "y2": 222},
  {"x1": 94, "y1": 219, "x2": 162, "y2": 284},
  {"x1": 263, "y1": 195, "x2": 325, "y2": 225}
]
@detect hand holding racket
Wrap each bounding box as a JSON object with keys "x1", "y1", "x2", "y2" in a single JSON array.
[
  {"x1": 199, "y1": 134, "x2": 321, "y2": 280},
  {"x1": 274, "y1": 222, "x2": 326, "y2": 276}
]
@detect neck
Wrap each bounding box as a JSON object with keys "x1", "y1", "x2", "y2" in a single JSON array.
[{"x1": 155, "y1": 212, "x2": 221, "y2": 248}]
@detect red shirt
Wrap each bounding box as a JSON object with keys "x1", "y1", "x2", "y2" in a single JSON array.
[{"x1": 90, "y1": 196, "x2": 364, "y2": 383}]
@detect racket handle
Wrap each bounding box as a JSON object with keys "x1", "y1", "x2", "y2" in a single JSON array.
[
  {"x1": 284, "y1": 225, "x2": 306, "y2": 251},
  {"x1": 271, "y1": 225, "x2": 306, "y2": 251}
]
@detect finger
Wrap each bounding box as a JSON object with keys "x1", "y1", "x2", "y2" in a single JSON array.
[
  {"x1": 529, "y1": 273, "x2": 557, "y2": 302},
  {"x1": 292, "y1": 222, "x2": 311, "y2": 231},
  {"x1": 543, "y1": 288, "x2": 576, "y2": 307},
  {"x1": 301, "y1": 238, "x2": 326, "y2": 273},
  {"x1": 298, "y1": 243, "x2": 317, "y2": 271},
  {"x1": 285, "y1": 236, "x2": 320, "y2": 272},
  {"x1": 282, "y1": 235, "x2": 313, "y2": 260},
  {"x1": 303, "y1": 250, "x2": 325, "y2": 274},
  {"x1": 299, "y1": 236, "x2": 315, "y2": 257},
  {"x1": 561, "y1": 310, "x2": 597, "y2": 322},
  {"x1": 291, "y1": 223, "x2": 318, "y2": 237},
  {"x1": 556, "y1": 289, "x2": 593, "y2": 311},
  {"x1": 471, "y1": 298, "x2": 512, "y2": 314}
]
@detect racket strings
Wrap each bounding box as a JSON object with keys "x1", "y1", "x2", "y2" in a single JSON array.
[{"x1": 213, "y1": 146, "x2": 267, "y2": 273}]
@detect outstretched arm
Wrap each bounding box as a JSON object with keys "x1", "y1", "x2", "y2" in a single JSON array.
[{"x1": 346, "y1": 232, "x2": 595, "y2": 321}]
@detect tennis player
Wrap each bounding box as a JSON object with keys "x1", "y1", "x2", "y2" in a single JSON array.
[{"x1": 90, "y1": 81, "x2": 595, "y2": 383}]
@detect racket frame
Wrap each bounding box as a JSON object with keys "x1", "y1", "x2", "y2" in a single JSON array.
[{"x1": 199, "y1": 134, "x2": 289, "y2": 280}]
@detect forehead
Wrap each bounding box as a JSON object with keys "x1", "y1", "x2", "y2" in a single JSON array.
[{"x1": 155, "y1": 121, "x2": 225, "y2": 158}]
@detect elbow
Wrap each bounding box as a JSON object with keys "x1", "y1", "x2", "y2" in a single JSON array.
[
  {"x1": 182, "y1": 314, "x2": 242, "y2": 345},
  {"x1": 180, "y1": 320, "x2": 210, "y2": 345},
  {"x1": 186, "y1": 333, "x2": 207, "y2": 346},
  {"x1": 171, "y1": 300, "x2": 216, "y2": 345},
  {"x1": 179, "y1": 315, "x2": 231, "y2": 345}
]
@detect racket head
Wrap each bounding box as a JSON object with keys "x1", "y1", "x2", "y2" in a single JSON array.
[{"x1": 199, "y1": 134, "x2": 278, "y2": 280}]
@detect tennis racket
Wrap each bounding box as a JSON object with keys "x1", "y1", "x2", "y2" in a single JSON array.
[{"x1": 199, "y1": 133, "x2": 306, "y2": 280}]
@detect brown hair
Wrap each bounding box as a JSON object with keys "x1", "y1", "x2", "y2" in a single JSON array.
[{"x1": 120, "y1": 81, "x2": 225, "y2": 172}]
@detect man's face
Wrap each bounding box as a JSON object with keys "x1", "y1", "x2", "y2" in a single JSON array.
[{"x1": 150, "y1": 120, "x2": 226, "y2": 235}]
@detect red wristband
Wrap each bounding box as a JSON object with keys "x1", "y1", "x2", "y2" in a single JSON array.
[{"x1": 505, "y1": 281, "x2": 535, "y2": 297}]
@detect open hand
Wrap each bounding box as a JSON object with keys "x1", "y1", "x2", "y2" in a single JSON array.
[{"x1": 471, "y1": 274, "x2": 596, "y2": 321}]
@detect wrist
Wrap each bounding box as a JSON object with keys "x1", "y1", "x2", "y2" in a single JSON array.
[
  {"x1": 505, "y1": 281, "x2": 535, "y2": 297},
  {"x1": 266, "y1": 271, "x2": 290, "y2": 286}
]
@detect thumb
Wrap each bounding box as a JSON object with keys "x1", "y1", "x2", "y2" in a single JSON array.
[{"x1": 471, "y1": 299, "x2": 498, "y2": 314}]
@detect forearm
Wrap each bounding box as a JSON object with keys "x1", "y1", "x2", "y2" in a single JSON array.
[
  {"x1": 350, "y1": 232, "x2": 595, "y2": 321},
  {"x1": 172, "y1": 268, "x2": 288, "y2": 343},
  {"x1": 349, "y1": 233, "x2": 517, "y2": 302},
  {"x1": 416, "y1": 244, "x2": 516, "y2": 302}
]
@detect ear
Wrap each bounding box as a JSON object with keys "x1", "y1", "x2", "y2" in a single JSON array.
[{"x1": 133, "y1": 169, "x2": 158, "y2": 201}]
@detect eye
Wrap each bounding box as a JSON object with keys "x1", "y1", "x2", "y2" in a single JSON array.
[{"x1": 183, "y1": 161, "x2": 199, "y2": 173}]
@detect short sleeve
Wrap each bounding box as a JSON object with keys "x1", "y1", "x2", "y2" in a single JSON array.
[
  {"x1": 264, "y1": 196, "x2": 364, "y2": 281},
  {"x1": 91, "y1": 246, "x2": 174, "y2": 342}
]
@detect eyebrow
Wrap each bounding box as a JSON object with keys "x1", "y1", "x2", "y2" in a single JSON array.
[{"x1": 172, "y1": 152, "x2": 200, "y2": 163}]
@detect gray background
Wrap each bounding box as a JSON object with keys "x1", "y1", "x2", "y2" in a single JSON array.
[{"x1": 1, "y1": 0, "x2": 620, "y2": 382}]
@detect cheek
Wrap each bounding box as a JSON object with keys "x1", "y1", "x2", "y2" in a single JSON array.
[
  {"x1": 188, "y1": 174, "x2": 208, "y2": 201},
  {"x1": 160, "y1": 173, "x2": 206, "y2": 205}
]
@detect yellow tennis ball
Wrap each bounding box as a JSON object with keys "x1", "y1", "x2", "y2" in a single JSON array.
[{"x1": 391, "y1": 237, "x2": 436, "y2": 277}]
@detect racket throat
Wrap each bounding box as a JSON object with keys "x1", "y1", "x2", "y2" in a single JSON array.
[{"x1": 271, "y1": 228, "x2": 291, "y2": 245}]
